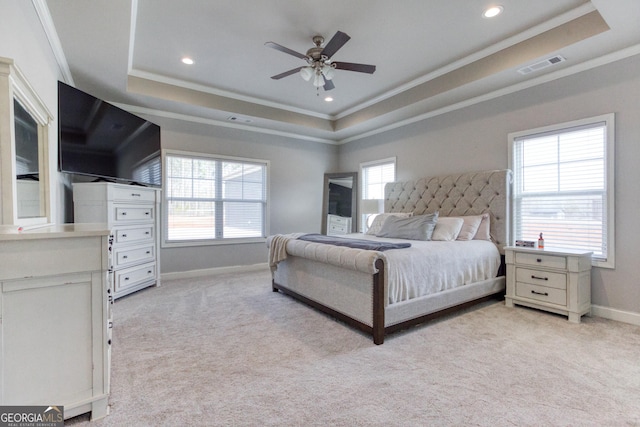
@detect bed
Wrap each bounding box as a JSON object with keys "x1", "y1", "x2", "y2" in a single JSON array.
[{"x1": 268, "y1": 169, "x2": 512, "y2": 344}]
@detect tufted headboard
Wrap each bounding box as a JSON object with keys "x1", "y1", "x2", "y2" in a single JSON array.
[{"x1": 384, "y1": 169, "x2": 512, "y2": 253}]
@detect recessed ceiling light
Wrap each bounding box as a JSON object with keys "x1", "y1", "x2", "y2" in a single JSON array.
[
  {"x1": 324, "y1": 96, "x2": 334, "y2": 102},
  {"x1": 181, "y1": 57, "x2": 194, "y2": 65},
  {"x1": 483, "y1": 5, "x2": 503, "y2": 18}
]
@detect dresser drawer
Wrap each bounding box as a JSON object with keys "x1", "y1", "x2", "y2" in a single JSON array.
[
  {"x1": 515, "y1": 252, "x2": 566, "y2": 269},
  {"x1": 113, "y1": 244, "x2": 155, "y2": 268},
  {"x1": 113, "y1": 205, "x2": 154, "y2": 223},
  {"x1": 516, "y1": 282, "x2": 566, "y2": 306},
  {"x1": 515, "y1": 267, "x2": 566, "y2": 290},
  {"x1": 111, "y1": 186, "x2": 156, "y2": 203},
  {"x1": 114, "y1": 262, "x2": 156, "y2": 293},
  {"x1": 113, "y1": 225, "x2": 154, "y2": 245}
]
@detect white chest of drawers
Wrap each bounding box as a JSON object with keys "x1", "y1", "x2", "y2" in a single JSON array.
[
  {"x1": 504, "y1": 246, "x2": 592, "y2": 323},
  {"x1": 73, "y1": 182, "x2": 161, "y2": 300},
  {"x1": 327, "y1": 214, "x2": 352, "y2": 235}
]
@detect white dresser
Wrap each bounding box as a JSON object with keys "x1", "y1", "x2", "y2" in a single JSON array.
[
  {"x1": 0, "y1": 224, "x2": 112, "y2": 420},
  {"x1": 327, "y1": 214, "x2": 352, "y2": 235},
  {"x1": 504, "y1": 246, "x2": 592, "y2": 323},
  {"x1": 73, "y1": 183, "x2": 161, "y2": 300}
]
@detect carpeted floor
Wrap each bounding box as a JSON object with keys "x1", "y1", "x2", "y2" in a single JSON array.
[{"x1": 67, "y1": 268, "x2": 640, "y2": 426}]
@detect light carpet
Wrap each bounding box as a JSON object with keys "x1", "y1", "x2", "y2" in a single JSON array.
[{"x1": 67, "y1": 268, "x2": 640, "y2": 426}]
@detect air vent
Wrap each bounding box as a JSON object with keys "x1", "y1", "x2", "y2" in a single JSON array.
[
  {"x1": 517, "y1": 55, "x2": 566, "y2": 75},
  {"x1": 227, "y1": 115, "x2": 253, "y2": 124}
]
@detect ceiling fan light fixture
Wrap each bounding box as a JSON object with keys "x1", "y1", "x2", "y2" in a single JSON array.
[
  {"x1": 321, "y1": 64, "x2": 335, "y2": 80},
  {"x1": 299, "y1": 66, "x2": 313, "y2": 81},
  {"x1": 312, "y1": 72, "x2": 324, "y2": 87}
]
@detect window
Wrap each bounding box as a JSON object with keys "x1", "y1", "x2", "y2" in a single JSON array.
[
  {"x1": 164, "y1": 150, "x2": 268, "y2": 245},
  {"x1": 360, "y1": 157, "x2": 396, "y2": 231},
  {"x1": 509, "y1": 114, "x2": 614, "y2": 268}
]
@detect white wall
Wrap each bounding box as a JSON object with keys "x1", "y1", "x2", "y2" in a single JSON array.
[{"x1": 339, "y1": 54, "x2": 640, "y2": 316}]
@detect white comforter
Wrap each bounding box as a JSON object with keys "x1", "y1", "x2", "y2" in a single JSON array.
[{"x1": 340, "y1": 233, "x2": 500, "y2": 304}]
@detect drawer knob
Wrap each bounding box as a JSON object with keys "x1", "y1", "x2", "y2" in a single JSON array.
[
  {"x1": 531, "y1": 290, "x2": 549, "y2": 296},
  {"x1": 146, "y1": 251, "x2": 151, "y2": 254},
  {"x1": 124, "y1": 277, "x2": 129, "y2": 281},
  {"x1": 121, "y1": 212, "x2": 127, "y2": 216},
  {"x1": 123, "y1": 255, "x2": 128, "y2": 259},
  {"x1": 145, "y1": 212, "x2": 150, "y2": 215},
  {"x1": 536, "y1": 258, "x2": 542, "y2": 263},
  {"x1": 531, "y1": 275, "x2": 548, "y2": 281},
  {"x1": 122, "y1": 234, "x2": 127, "y2": 238},
  {"x1": 145, "y1": 231, "x2": 150, "y2": 235}
]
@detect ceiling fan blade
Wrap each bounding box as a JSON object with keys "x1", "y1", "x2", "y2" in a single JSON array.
[
  {"x1": 333, "y1": 62, "x2": 376, "y2": 74},
  {"x1": 321, "y1": 31, "x2": 350, "y2": 59},
  {"x1": 323, "y1": 77, "x2": 335, "y2": 91},
  {"x1": 270, "y1": 67, "x2": 304, "y2": 80},
  {"x1": 264, "y1": 41, "x2": 308, "y2": 60}
]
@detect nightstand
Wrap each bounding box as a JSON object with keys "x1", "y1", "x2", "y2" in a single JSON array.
[
  {"x1": 504, "y1": 246, "x2": 592, "y2": 323},
  {"x1": 327, "y1": 214, "x2": 352, "y2": 235}
]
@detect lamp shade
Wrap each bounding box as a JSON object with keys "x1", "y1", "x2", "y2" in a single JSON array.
[
  {"x1": 299, "y1": 67, "x2": 313, "y2": 81},
  {"x1": 361, "y1": 199, "x2": 384, "y2": 214}
]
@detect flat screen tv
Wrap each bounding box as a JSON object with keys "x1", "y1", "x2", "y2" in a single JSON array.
[{"x1": 58, "y1": 81, "x2": 161, "y2": 187}]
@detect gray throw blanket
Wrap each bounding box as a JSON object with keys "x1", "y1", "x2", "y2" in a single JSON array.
[{"x1": 298, "y1": 234, "x2": 411, "y2": 251}]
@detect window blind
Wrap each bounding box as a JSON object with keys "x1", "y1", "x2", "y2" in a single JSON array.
[
  {"x1": 165, "y1": 153, "x2": 267, "y2": 242},
  {"x1": 512, "y1": 121, "x2": 609, "y2": 261}
]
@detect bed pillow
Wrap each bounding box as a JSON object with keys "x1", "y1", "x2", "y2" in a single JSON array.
[
  {"x1": 473, "y1": 213, "x2": 491, "y2": 241},
  {"x1": 366, "y1": 212, "x2": 413, "y2": 235},
  {"x1": 454, "y1": 215, "x2": 485, "y2": 241},
  {"x1": 431, "y1": 217, "x2": 465, "y2": 241},
  {"x1": 376, "y1": 212, "x2": 439, "y2": 240}
]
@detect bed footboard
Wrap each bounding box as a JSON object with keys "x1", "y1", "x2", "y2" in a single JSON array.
[{"x1": 272, "y1": 257, "x2": 387, "y2": 344}]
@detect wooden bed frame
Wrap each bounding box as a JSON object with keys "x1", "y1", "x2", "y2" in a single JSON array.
[{"x1": 271, "y1": 169, "x2": 512, "y2": 344}]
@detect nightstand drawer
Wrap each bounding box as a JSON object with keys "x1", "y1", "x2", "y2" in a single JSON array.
[
  {"x1": 516, "y1": 282, "x2": 566, "y2": 306},
  {"x1": 329, "y1": 215, "x2": 349, "y2": 225},
  {"x1": 515, "y1": 267, "x2": 566, "y2": 290},
  {"x1": 515, "y1": 252, "x2": 566, "y2": 269}
]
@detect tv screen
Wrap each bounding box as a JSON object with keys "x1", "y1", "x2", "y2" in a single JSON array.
[{"x1": 58, "y1": 81, "x2": 161, "y2": 187}]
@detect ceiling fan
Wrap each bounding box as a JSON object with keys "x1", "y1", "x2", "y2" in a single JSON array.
[{"x1": 265, "y1": 31, "x2": 376, "y2": 91}]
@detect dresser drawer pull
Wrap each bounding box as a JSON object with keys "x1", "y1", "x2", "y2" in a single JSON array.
[
  {"x1": 122, "y1": 234, "x2": 127, "y2": 238},
  {"x1": 537, "y1": 258, "x2": 542, "y2": 263},
  {"x1": 531, "y1": 275, "x2": 548, "y2": 281},
  {"x1": 531, "y1": 290, "x2": 549, "y2": 296},
  {"x1": 121, "y1": 212, "x2": 127, "y2": 216},
  {"x1": 123, "y1": 255, "x2": 128, "y2": 259}
]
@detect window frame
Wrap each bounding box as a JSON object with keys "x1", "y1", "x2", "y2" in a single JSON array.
[
  {"x1": 359, "y1": 157, "x2": 397, "y2": 232},
  {"x1": 508, "y1": 113, "x2": 615, "y2": 268},
  {"x1": 161, "y1": 149, "x2": 270, "y2": 248}
]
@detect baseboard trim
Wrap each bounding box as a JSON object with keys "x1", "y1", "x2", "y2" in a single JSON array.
[
  {"x1": 591, "y1": 304, "x2": 640, "y2": 326},
  {"x1": 161, "y1": 263, "x2": 269, "y2": 281}
]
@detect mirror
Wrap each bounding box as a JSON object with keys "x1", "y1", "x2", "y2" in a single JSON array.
[
  {"x1": 0, "y1": 58, "x2": 52, "y2": 227},
  {"x1": 321, "y1": 172, "x2": 358, "y2": 235},
  {"x1": 14, "y1": 99, "x2": 42, "y2": 218}
]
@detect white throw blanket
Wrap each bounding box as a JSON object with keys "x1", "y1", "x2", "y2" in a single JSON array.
[{"x1": 267, "y1": 233, "x2": 305, "y2": 271}]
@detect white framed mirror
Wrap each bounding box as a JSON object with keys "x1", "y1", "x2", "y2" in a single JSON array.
[{"x1": 0, "y1": 57, "x2": 52, "y2": 228}]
